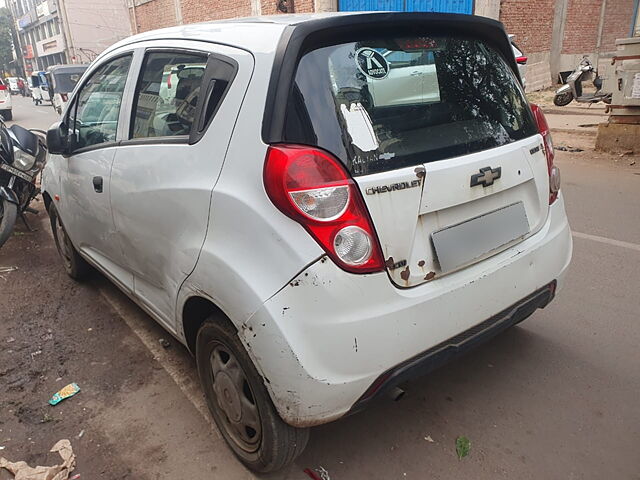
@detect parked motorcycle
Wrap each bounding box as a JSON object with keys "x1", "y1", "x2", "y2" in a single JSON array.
[
  {"x1": 0, "y1": 119, "x2": 47, "y2": 248},
  {"x1": 554, "y1": 56, "x2": 612, "y2": 106}
]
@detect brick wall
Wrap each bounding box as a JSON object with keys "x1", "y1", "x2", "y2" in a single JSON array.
[
  {"x1": 600, "y1": 0, "x2": 634, "y2": 52},
  {"x1": 133, "y1": 0, "x2": 178, "y2": 33},
  {"x1": 499, "y1": 0, "x2": 556, "y2": 53},
  {"x1": 561, "y1": 0, "x2": 601, "y2": 53},
  {"x1": 182, "y1": 0, "x2": 252, "y2": 23},
  {"x1": 260, "y1": 0, "x2": 315, "y2": 16}
]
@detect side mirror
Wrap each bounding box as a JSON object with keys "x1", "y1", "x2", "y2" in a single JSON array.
[{"x1": 46, "y1": 121, "x2": 69, "y2": 155}]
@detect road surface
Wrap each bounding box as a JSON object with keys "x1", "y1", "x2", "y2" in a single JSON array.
[{"x1": 1, "y1": 94, "x2": 639, "y2": 479}]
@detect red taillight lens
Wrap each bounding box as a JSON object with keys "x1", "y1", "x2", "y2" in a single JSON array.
[
  {"x1": 515, "y1": 55, "x2": 528, "y2": 65},
  {"x1": 264, "y1": 144, "x2": 385, "y2": 273},
  {"x1": 530, "y1": 103, "x2": 560, "y2": 204},
  {"x1": 0, "y1": 85, "x2": 6, "y2": 91}
]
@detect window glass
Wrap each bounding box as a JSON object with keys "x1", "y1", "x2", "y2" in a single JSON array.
[
  {"x1": 284, "y1": 36, "x2": 537, "y2": 176},
  {"x1": 70, "y1": 55, "x2": 131, "y2": 150},
  {"x1": 130, "y1": 52, "x2": 207, "y2": 139}
]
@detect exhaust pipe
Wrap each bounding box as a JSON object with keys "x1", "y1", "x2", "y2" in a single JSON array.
[{"x1": 388, "y1": 386, "x2": 405, "y2": 402}]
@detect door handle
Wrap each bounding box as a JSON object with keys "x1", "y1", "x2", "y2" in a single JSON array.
[
  {"x1": 411, "y1": 71, "x2": 423, "y2": 76},
  {"x1": 92, "y1": 176, "x2": 103, "y2": 193}
]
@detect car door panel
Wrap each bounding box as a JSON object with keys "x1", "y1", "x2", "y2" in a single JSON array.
[
  {"x1": 59, "y1": 52, "x2": 137, "y2": 291},
  {"x1": 109, "y1": 41, "x2": 254, "y2": 330}
]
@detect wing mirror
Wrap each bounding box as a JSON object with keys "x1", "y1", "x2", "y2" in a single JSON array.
[{"x1": 46, "y1": 121, "x2": 69, "y2": 155}]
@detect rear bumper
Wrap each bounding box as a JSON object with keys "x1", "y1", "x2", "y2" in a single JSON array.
[
  {"x1": 243, "y1": 194, "x2": 572, "y2": 427},
  {"x1": 349, "y1": 280, "x2": 556, "y2": 414}
]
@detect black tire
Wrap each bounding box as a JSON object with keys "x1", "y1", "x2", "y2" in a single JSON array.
[
  {"x1": 553, "y1": 92, "x2": 573, "y2": 107},
  {"x1": 196, "y1": 319, "x2": 309, "y2": 473},
  {"x1": 1, "y1": 110, "x2": 12, "y2": 121},
  {"x1": 0, "y1": 199, "x2": 17, "y2": 248},
  {"x1": 49, "y1": 204, "x2": 91, "y2": 280}
]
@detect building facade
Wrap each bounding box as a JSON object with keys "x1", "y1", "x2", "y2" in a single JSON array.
[
  {"x1": 128, "y1": 0, "x2": 639, "y2": 91},
  {"x1": 9, "y1": 0, "x2": 132, "y2": 75}
]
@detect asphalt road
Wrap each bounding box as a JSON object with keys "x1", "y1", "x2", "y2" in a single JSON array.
[{"x1": 1, "y1": 94, "x2": 639, "y2": 479}]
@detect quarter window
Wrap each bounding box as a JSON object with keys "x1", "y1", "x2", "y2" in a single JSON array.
[
  {"x1": 69, "y1": 55, "x2": 132, "y2": 150},
  {"x1": 130, "y1": 52, "x2": 207, "y2": 139}
]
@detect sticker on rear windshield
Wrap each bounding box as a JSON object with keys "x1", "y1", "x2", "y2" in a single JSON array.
[{"x1": 356, "y1": 48, "x2": 389, "y2": 79}]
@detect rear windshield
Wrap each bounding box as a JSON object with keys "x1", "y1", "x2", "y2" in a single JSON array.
[{"x1": 284, "y1": 35, "x2": 537, "y2": 176}]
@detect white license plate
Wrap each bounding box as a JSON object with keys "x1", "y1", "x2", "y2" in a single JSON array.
[
  {"x1": 1, "y1": 163, "x2": 32, "y2": 182},
  {"x1": 432, "y1": 202, "x2": 530, "y2": 272}
]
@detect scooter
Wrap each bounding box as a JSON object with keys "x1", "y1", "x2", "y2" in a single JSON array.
[
  {"x1": 0, "y1": 119, "x2": 47, "y2": 248},
  {"x1": 553, "y1": 56, "x2": 612, "y2": 106}
]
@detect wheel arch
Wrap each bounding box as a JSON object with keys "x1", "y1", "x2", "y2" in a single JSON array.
[
  {"x1": 42, "y1": 191, "x2": 52, "y2": 212},
  {"x1": 181, "y1": 295, "x2": 237, "y2": 355}
]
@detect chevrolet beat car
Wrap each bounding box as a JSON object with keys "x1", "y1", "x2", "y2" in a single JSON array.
[{"x1": 42, "y1": 12, "x2": 572, "y2": 472}]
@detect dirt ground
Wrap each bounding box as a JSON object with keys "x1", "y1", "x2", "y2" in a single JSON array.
[{"x1": 1, "y1": 95, "x2": 639, "y2": 480}]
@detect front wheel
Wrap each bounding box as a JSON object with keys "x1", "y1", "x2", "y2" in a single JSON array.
[
  {"x1": 196, "y1": 319, "x2": 309, "y2": 473},
  {"x1": 0, "y1": 199, "x2": 17, "y2": 248},
  {"x1": 49, "y1": 204, "x2": 91, "y2": 280},
  {"x1": 553, "y1": 92, "x2": 573, "y2": 106}
]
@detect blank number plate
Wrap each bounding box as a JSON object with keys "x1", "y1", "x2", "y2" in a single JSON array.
[{"x1": 431, "y1": 202, "x2": 530, "y2": 273}]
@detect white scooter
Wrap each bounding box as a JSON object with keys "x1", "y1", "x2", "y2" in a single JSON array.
[{"x1": 553, "y1": 56, "x2": 612, "y2": 106}]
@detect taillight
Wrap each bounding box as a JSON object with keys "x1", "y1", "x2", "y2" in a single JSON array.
[
  {"x1": 264, "y1": 144, "x2": 384, "y2": 273},
  {"x1": 0, "y1": 84, "x2": 6, "y2": 91},
  {"x1": 530, "y1": 103, "x2": 560, "y2": 204},
  {"x1": 515, "y1": 56, "x2": 528, "y2": 65}
]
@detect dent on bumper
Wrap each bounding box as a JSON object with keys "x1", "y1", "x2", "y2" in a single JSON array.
[{"x1": 243, "y1": 196, "x2": 572, "y2": 427}]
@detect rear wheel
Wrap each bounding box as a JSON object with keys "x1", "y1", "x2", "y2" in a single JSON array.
[
  {"x1": 196, "y1": 319, "x2": 309, "y2": 473},
  {"x1": 0, "y1": 199, "x2": 17, "y2": 248},
  {"x1": 553, "y1": 92, "x2": 573, "y2": 106},
  {"x1": 49, "y1": 204, "x2": 91, "y2": 280}
]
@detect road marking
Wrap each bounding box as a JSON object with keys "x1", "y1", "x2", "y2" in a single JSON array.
[
  {"x1": 98, "y1": 287, "x2": 220, "y2": 438},
  {"x1": 572, "y1": 231, "x2": 640, "y2": 252}
]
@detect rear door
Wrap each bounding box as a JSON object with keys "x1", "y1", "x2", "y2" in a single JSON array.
[
  {"x1": 109, "y1": 41, "x2": 252, "y2": 328},
  {"x1": 284, "y1": 34, "x2": 548, "y2": 287}
]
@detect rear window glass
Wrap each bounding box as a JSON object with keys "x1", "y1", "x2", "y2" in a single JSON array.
[{"x1": 284, "y1": 35, "x2": 537, "y2": 176}]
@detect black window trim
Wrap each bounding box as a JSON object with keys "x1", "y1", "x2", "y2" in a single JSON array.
[
  {"x1": 122, "y1": 47, "x2": 238, "y2": 147},
  {"x1": 64, "y1": 51, "x2": 135, "y2": 156},
  {"x1": 261, "y1": 12, "x2": 524, "y2": 145}
]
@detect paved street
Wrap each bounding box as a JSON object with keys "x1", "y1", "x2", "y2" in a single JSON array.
[{"x1": 1, "y1": 94, "x2": 639, "y2": 479}]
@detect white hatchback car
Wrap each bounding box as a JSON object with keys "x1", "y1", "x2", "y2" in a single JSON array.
[{"x1": 42, "y1": 12, "x2": 572, "y2": 472}]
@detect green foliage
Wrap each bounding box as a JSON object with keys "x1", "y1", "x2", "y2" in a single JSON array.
[
  {"x1": 455, "y1": 435, "x2": 471, "y2": 459},
  {"x1": 0, "y1": 8, "x2": 15, "y2": 73}
]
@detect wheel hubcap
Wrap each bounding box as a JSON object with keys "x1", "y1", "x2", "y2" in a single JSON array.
[{"x1": 209, "y1": 344, "x2": 261, "y2": 453}]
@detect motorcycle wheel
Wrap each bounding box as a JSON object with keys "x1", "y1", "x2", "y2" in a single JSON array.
[
  {"x1": 0, "y1": 199, "x2": 18, "y2": 248},
  {"x1": 554, "y1": 92, "x2": 573, "y2": 106}
]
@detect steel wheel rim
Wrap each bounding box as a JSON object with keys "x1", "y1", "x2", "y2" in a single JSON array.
[
  {"x1": 209, "y1": 343, "x2": 262, "y2": 453},
  {"x1": 53, "y1": 215, "x2": 73, "y2": 270}
]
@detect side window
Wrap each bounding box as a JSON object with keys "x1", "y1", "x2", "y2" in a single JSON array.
[
  {"x1": 386, "y1": 50, "x2": 435, "y2": 69},
  {"x1": 130, "y1": 52, "x2": 207, "y2": 139},
  {"x1": 69, "y1": 55, "x2": 132, "y2": 150}
]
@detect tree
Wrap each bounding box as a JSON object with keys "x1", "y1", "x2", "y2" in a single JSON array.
[{"x1": 0, "y1": 8, "x2": 16, "y2": 76}]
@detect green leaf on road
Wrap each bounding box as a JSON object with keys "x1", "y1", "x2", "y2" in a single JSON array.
[{"x1": 455, "y1": 436, "x2": 470, "y2": 459}]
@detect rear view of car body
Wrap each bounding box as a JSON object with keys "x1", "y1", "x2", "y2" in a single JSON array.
[{"x1": 179, "y1": 14, "x2": 571, "y2": 427}]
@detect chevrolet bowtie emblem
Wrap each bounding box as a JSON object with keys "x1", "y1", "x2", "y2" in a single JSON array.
[{"x1": 470, "y1": 166, "x2": 502, "y2": 188}]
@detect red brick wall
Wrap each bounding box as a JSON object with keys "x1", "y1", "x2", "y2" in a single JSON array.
[
  {"x1": 499, "y1": 0, "x2": 556, "y2": 53},
  {"x1": 600, "y1": 0, "x2": 634, "y2": 52},
  {"x1": 133, "y1": 0, "x2": 178, "y2": 33},
  {"x1": 260, "y1": 0, "x2": 315, "y2": 15},
  {"x1": 182, "y1": 0, "x2": 252, "y2": 23},
  {"x1": 561, "y1": 0, "x2": 601, "y2": 53}
]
